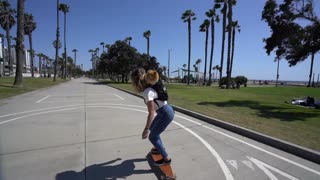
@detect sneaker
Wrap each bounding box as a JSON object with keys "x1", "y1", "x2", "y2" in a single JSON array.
[
  {"x1": 154, "y1": 158, "x2": 171, "y2": 166},
  {"x1": 151, "y1": 148, "x2": 160, "y2": 154}
]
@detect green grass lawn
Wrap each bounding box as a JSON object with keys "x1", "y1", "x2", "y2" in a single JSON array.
[
  {"x1": 0, "y1": 77, "x2": 67, "y2": 99},
  {"x1": 111, "y1": 82, "x2": 320, "y2": 151}
]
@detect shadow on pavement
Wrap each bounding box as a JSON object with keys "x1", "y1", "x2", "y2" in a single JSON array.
[
  {"x1": 82, "y1": 81, "x2": 107, "y2": 85},
  {"x1": 55, "y1": 158, "x2": 153, "y2": 180}
]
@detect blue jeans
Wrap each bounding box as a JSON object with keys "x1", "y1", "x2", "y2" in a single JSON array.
[{"x1": 149, "y1": 104, "x2": 174, "y2": 159}]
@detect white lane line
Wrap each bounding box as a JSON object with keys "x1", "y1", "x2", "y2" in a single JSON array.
[
  {"x1": 0, "y1": 104, "x2": 145, "y2": 119},
  {"x1": 0, "y1": 107, "x2": 81, "y2": 125},
  {"x1": 0, "y1": 105, "x2": 230, "y2": 179},
  {"x1": 113, "y1": 94, "x2": 124, "y2": 100},
  {"x1": 248, "y1": 156, "x2": 300, "y2": 180},
  {"x1": 175, "y1": 114, "x2": 320, "y2": 176},
  {"x1": 36, "y1": 95, "x2": 49, "y2": 103},
  {"x1": 2, "y1": 103, "x2": 317, "y2": 177},
  {"x1": 84, "y1": 106, "x2": 234, "y2": 180},
  {"x1": 173, "y1": 120, "x2": 234, "y2": 180}
]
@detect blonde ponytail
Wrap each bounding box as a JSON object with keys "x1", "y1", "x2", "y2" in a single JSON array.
[{"x1": 145, "y1": 70, "x2": 159, "y2": 85}]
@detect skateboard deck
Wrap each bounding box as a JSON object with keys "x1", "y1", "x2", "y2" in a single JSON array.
[{"x1": 150, "y1": 152, "x2": 176, "y2": 180}]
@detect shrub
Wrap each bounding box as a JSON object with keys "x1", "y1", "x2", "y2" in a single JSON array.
[{"x1": 220, "y1": 76, "x2": 248, "y2": 88}]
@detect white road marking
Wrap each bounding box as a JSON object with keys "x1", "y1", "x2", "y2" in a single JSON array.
[
  {"x1": 248, "y1": 156, "x2": 300, "y2": 180},
  {"x1": 227, "y1": 160, "x2": 238, "y2": 170},
  {"x1": 172, "y1": 120, "x2": 234, "y2": 180},
  {"x1": 36, "y1": 95, "x2": 49, "y2": 103},
  {"x1": 175, "y1": 114, "x2": 320, "y2": 176},
  {"x1": 0, "y1": 105, "x2": 233, "y2": 180},
  {"x1": 113, "y1": 94, "x2": 124, "y2": 100},
  {"x1": 242, "y1": 160, "x2": 255, "y2": 171},
  {"x1": 37, "y1": 99, "x2": 122, "y2": 103},
  {"x1": 0, "y1": 103, "x2": 319, "y2": 178},
  {"x1": 0, "y1": 103, "x2": 144, "y2": 119},
  {"x1": 0, "y1": 107, "x2": 81, "y2": 125}
]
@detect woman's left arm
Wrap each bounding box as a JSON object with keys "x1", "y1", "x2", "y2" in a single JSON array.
[{"x1": 142, "y1": 100, "x2": 155, "y2": 139}]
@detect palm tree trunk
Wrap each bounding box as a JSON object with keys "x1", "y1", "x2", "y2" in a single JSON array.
[
  {"x1": 13, "y1": 0, "x2": 24, "y2": 87},
  {"x1": 28, "y1": 33, "x2": 34, "y2": 77},
  {"x1": 226, "y1": 0, "x2": 233, "y2": 89},
  {"x1": 276, "y1": 57, "x2": 280, "y2": 87},
  {"x1": 39, "y1": 56, "x2": 42, "y2": 77},
  {"x1": 1, "y1": 36, "x2": 5, "y2": 75},
  {"x1": 147, "y1": 38, "x2": 150, "y2": 58},
  {"x1": 54, "y1": 0, "x2": 60, "y2": 81},
  {"x1": 230, "y1": 25, "x2": 235, "y2": 77},
  {"x1": 219, "y1": 3, "x2": 227, "y2": 86},
  {"x1": 187, "y1": 18, "x2": 191, "y2": 85},
  {"x1": 307, "y1": 52, "x2": 315, "y2": 87},
  {"x1": 203, "y1": 29, "x2": 208, "y2": 85},
  {"x1": 63, "y1": 12, "x2": 67, "y2": 79},
  {"x1": 6, "y1": 29, "x2": 12, "y2": 75},
  {"x1": 216, "y1": 67, "x2": 218, "y2": 82},
  {"x1": 208, "y1": 17, "x2": 214, "y2": 86}
]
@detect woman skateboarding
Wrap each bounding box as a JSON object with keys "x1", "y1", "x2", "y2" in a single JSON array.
[{"x1": 131, "y1": 68, "x2": 174, "y2": 166}]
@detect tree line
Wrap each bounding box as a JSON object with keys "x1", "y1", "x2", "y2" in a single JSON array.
[
  {"x1": 262, "y1": 0, "x2": 319, "y2": 87},
  {"x1": 0, "y1": 0, "x2": 83, "y2": 87},
  {"x1": 181, "y1": 0, "x2": 318, "y2": 88}
]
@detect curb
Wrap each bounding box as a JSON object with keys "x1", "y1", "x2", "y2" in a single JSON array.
[{"x1": 109, "y1": 85, "x2": 320, "y2": 165}]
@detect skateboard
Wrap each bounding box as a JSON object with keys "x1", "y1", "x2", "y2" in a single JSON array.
[{"x1": 150, "y1": 152, "x2": 176, "y2": 180}]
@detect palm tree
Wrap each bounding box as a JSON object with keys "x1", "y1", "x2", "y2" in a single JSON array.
[
  {"x1": 195, "y1": 58, "x2": 201, "y2": 72},
  {"x1": 24, "y1": 13, "x2": 36, "y2": 77},
  {"x1": 54, "y1": 0, "x2": 60, "y2": 81},
  {"x1": 59, "y1": 3, "x2": 69, "y2": 79},
  {"x1": 105, "y1": 44, "x2": 110, "y2": 52},
  {"x1": 0, "y1": 33, "x2": 5, "y2": 74},
  {"x1": 206, "y1": 8, "x2": 219, "y2": 85},
  {"x1": 88, "y1": 49, "x2": 94, "y2": 57},
  {"x1": 42, "y1": 54, "x2": 48, "y2": 77},
  {"x1": 13, "y1": 0, "x2": 24, "y2": 87},
  {"x1": 125, "y1": 36, "x2": 132, "y2": 46},
  {"x1": 214, "y1": 65, "x2": 220, "y2": 82},
  {"x1": 182, "y1": 63, "x2": 187, "y2": 78},
  {"x1": 181, "y1": 10, "x2": 196, "y2": 85},
  {"x1": 72, "y1": 49, "x2": 78, "y2": 66},
  {"x1": 193, "y1": 64, "x2": 198, "y2": 72},
  {"x1": 100, "y1": 42, "x2": 105, "y2": 52},
  {"x1": 226, "y1": 0, "x2": 234, "y2": 88},
  {"x1": 199, "y1": 19, "x2": 210, "y2": 85},
  {"x1": 143, "y1": 30, "x2": 151, "y2": 58},
  {"x1": 0, "y1": 1, "x2": 15, "y2": 75},
  {"x1": 214, "y1": 0, "x2": 227, "y2": 85},
  {"x1": 72, "y1": 49, "x2": 78, "y2": 77},
  {"x1": 95, "y1": 47, "x2": 99, "y2": 56},
  {"x1": 229, "y1": 20, "x2": 240, "y2": 77},
  {"x1": 37, "y1": 53, "x2": 44, "y2": 77},
  {"x1": 88, "y1": 49, "x2": 95, "y2": 77},
  {"x1": 47, "y1": 58, "x2": 53, "y2": 77}
]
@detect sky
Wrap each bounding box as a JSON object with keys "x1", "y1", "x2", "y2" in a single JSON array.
[{"x1": 3, "y1": 0, "x2": 320, "y2": 81}]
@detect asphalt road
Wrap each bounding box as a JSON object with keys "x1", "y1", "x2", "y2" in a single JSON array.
[{"x1": 0, "y1": 78, "x2": 319, "y2": 180}]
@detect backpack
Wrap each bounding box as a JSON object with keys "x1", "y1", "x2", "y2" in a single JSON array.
[{"x1": 150, "y1": 80, "x2": 168, "y2": 101}]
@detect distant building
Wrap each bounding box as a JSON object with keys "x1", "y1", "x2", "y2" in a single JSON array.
[{"x1": 0, "y1": 39, "x2": 31, "y2": 77}]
